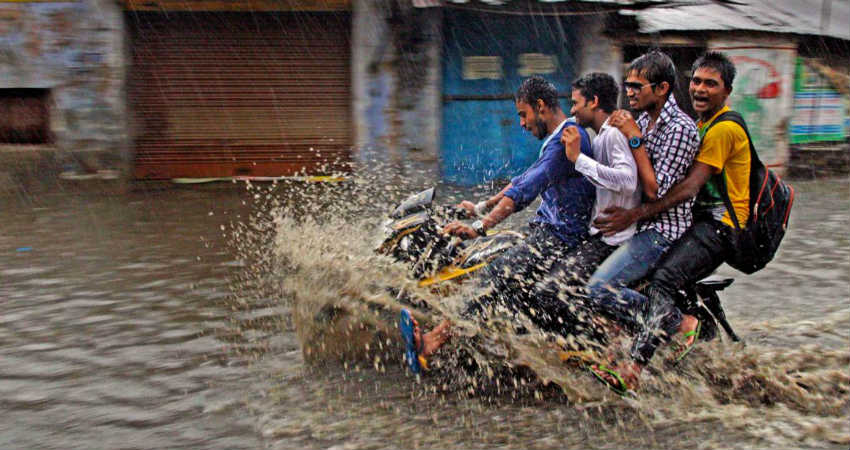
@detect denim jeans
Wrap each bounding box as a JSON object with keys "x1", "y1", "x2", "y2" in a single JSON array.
[{"x1": 585, "y1": 228, "x2": 672, "y2": 328}]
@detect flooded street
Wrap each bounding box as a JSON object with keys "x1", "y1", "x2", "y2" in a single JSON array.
[
  {"x1": 1, "y1": 177, "x2": 848, "y2": 449},
  {"x1": 1, "y1": 186, "x2": 269, "y2": 449}
]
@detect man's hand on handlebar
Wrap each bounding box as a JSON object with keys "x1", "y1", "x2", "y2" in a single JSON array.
[
  {"x1": 457, "y1": 201, "x2": 477, "y2": 218},
  {"x1": 443, "y1": 221, "x2": 479, "y2": 240}
]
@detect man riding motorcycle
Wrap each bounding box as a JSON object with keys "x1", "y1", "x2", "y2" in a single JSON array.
[{"x1": 401, "y1": 75, "x2": 594, "y2": 374}]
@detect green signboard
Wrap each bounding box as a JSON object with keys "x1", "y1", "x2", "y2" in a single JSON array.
[{"x1": 790, "y1": 58, "x2": 848, "y2": 144}]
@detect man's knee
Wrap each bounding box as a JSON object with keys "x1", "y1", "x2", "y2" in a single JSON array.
[{"x1": 650, "y1": 263, "x2": 685, "y2": 296}]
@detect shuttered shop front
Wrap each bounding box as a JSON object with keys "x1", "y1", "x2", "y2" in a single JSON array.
[{"x1": 128, "y1": 12, "x2": 351, "y2": 179}]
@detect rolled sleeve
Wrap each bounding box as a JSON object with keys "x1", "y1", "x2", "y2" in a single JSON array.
[
  {"x1": 575, "y1": 132, "x2": 636, "y2": 194},
  {"x1": 505, "y1": 157, "x2": 551, "y2": 211}
]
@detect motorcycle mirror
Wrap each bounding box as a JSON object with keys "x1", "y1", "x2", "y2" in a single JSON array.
[{"x1": 390, "y1": 187, "x2": 435, "y2": 218}]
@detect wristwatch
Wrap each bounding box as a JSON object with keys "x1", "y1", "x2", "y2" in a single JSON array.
[
  {"x1": 628, "y1": 136, "x2": 644, "y2": 150},
  {"x1": 471, "y1": 219, "x2": 486, "y2": 236}
]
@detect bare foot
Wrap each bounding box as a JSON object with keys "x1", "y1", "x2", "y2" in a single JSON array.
[
  {"x1": 679, "y1": 314, "x2": 699, "y2": 347},
  {"x1": 413, "y1": 318, "x2": 452, "y2": 358}
]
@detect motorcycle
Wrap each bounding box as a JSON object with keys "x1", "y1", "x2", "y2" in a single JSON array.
[{"x1": 376, "y1": 187, "x2": 742, "y2": 364}]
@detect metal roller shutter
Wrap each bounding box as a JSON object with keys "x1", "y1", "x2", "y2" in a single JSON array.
[{"x1": 128, "y1": 12, "x2": 351, "y2": 179}]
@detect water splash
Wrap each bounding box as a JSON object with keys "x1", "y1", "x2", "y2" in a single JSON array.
[{"x1": 236, "y1": 175, "x2": 849, "y2": 448}]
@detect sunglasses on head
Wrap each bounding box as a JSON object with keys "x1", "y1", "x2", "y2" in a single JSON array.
[{"x1": 623, "y1": 81, "x2": 657, "y2": 92}]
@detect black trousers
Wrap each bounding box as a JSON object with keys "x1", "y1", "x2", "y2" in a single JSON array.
[
  {"x1": 462, "y1": 224, "x2": 573, "y2": 322},
  {"x1": 631, "y1": 218, "x2": 736, "y2": 364},
  {"x1": 527, "y1": 234, "x2": 619, "y2": 336},
  {"x1": 462, "y1": 228, "x2": 616, "y2": 338}
]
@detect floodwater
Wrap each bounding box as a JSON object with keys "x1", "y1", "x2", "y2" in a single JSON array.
[{"x1": 1, "y1": 177, "x2": 848, "y2": 449}]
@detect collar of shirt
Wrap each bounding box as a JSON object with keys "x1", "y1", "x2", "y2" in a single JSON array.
[
  {"x1": 697, "y1": 105, "x2": 731, "y2": 131},
  {"x1": 637, "y1": 94, "x2": 680, "y2": 135},
  {"x1": 598, "y1": 116, "x2": 612, "y2": 135},
  {"x1": 539, "y1": 118, "x2": 569, "y2": 157}
]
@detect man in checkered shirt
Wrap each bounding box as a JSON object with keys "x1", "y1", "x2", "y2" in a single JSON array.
[{"x1": 583, "y1": 50, "x2": 700, "y2": 345}]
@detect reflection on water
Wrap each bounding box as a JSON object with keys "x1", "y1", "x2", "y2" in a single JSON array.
[{"x1": 0, "y1": 178, "x2": 847, "y2": 449}]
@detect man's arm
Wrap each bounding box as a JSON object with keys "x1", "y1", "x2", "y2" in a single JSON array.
[
  {"x1": 565, "y1": 126, "x2": 637, "y2": 193},
  {"x1": 444, "y1": 195, "x2": 516, "y2": 239},
  {"x1": 594, "y1": 161, "x2": 715, "y2": 235},
  {"x1": 632, "y1": 147, "x2": 659, "y2": 201},
  {"x1": 608, "y1": 110, "x2": 658, "y2": 200},
  {"x1": 458, "y1": 183, "x2": 512, "y2": 217},
  {"x1": 448, "y1": 125, "x2": 584, "y2": 239}
]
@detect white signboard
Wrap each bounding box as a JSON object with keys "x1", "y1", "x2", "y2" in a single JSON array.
[
  {"x1": 462, "y1": 56, "x2": 503, "y2": 80},
  {"x1": 711, "y1": 43, "x2": 796, "y2": 166},
  {"x1": 518, "y1": 53, "x2": 557, "y2": 76}
]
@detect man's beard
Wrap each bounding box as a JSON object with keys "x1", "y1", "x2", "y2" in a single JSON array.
[
  {"x1": 633, "y1": 98, "x2": 658, "y2": 114},
  {"x1": 533, "y1": 117, "x2": 548, "y2": 139}
]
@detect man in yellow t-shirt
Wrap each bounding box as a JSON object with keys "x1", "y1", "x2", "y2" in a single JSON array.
[
  {"x1": 694, "y1": 105, "x2": 751, "y2": 228},
  {"x1": 588, "y1": 52, "x2": 754, "y2": 392}
]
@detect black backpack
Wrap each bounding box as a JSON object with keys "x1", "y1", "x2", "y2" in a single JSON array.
[{"x1": 705, "y1": 111, "x2": 795, "y2": 274}]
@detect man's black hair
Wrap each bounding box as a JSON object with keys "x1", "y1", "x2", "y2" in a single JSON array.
[
  {"x1": 692, "y1": 51, "x2": 736, "y2": 90},
  {"x1": 572, "y1": 72, "x2": 619, "y2": 114},
  {"x1": 627, "y1": 49, "x2": 677, "y2": 93},
  {"x1": 515, "y1": 76, "x2": 560, "y2": 110}
]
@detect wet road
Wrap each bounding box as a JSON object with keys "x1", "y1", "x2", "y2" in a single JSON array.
[{"x1": 1, "y1": 177, "x2": 848, "y2": 449}]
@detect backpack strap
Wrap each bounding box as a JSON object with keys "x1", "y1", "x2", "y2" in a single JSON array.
[{"x1": 700, "y1": 110, "x2": 759, "y2": 232}]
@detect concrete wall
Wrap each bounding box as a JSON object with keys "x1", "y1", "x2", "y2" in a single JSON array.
[
  {"x1": 575, "y1": 13, "x2": 622, "y2": 82},
  {"x1": 710, "y1": 36, "x2": 798, "y2": 168},
  {"x1": 351, "y1": 6, "x2": 612, "y2": 186},
  {"x1": 0, "y1": 0, "x2": 127, "y2": 182},
  {"x1": 352, "y1": 0, "x2": 441, "y2": 185},
  {"x1": 788, "y1": 141, "x2": 850, "y2": 178}
]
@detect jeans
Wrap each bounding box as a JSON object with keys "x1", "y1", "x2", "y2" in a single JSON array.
[
  {"x1": 585, "y1": 228, "x2": 672, "y2": 328},
  {"x1": 629, "y1": 219, "x2": 736, "y2": 364}
]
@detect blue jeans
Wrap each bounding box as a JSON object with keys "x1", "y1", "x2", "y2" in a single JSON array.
[{"x1": 586, "y1": 228, "x2": 671, "y2": 328}]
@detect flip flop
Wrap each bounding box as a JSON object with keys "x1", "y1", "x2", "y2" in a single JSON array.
[
  {"x1": 399, "y1": 309, "x2": 428, "y2": 374},
  {"x1": 672, "y1": 319, "x2": 701, "y2": 363},
  {"x1": 587, "y1": 364, "x2": 632, "y2": 397}
]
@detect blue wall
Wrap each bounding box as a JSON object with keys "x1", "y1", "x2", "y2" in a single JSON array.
[{"x1": 441, "y1": 11, "x2": 577, "y2": 186}]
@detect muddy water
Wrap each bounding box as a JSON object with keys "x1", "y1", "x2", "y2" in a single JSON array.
[
  {"x1": 0, "y1": 186, "x2": 271, "y2": 449},
  {"x1": 1, "y1": 178, "x2": 848, "y2": 449}
]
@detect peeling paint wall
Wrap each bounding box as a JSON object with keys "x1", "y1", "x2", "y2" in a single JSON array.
[
  {"x1": 709, "y1": 37, "x2": 797, "y2": 167},
  {"x1": 0, "y1": 0, "x2": 126, "y2": 177},
  {"x1": 352, "y1": 5, "x2": 612, "y2": 186}
]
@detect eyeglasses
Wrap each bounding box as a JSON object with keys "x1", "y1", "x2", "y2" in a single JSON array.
[{"x1": 623, "y1": 81, "x2": 657, "y2": 92}]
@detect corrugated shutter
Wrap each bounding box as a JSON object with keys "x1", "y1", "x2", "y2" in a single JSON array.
[{"x1": 128, "y1": 12, "x2": 351, "y2": 179}]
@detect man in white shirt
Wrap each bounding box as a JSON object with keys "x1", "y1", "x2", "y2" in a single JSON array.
[{"x1": 525, "y1": 72, "x2": 653, "y2": 336}]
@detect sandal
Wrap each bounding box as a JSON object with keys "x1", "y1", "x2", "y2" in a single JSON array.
[
  {"x1": 399, "y1": 309, "x2": 428, "y2": 374},
  {"x1": 671, "y1": 319, "x2": 701, "y2": 363},
  {"x1": 587, "y1": 364, "x2": 635, "y2": 397}
]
